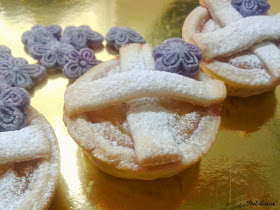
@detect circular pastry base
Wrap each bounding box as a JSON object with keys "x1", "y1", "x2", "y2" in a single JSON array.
[
  {"x1": 85, "y1": 149, "x2": 195, "y2": 180},
  {"x1": 64, "y1": 106, "x2": 220, "y2": 180},
  {"x1": 64, "y1": 58, "x2": 222, "y2": 180},
  {"x1": 7, "y1": 107, "x2": 60, "y2": 210}
]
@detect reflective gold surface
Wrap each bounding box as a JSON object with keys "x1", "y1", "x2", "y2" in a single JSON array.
[{"x1": 0, "y1": 0, "x2": 280, "y2": 209}]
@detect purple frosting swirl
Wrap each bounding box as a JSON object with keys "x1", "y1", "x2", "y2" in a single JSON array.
[
  {"x1": 29, "y1": 41, "x2": 74, "y2": 69},
  {"x1": 105, "y1": 27, "x2": 146, "y2": 50},
  {"x1": 0, "y1": 45, "x2": 12, "y2": 62},
  {"x1": 61, "y1": 25, "x2": 104, "y2": 50},
  {"x1": 21, "y1": 24, "x2": 62, "y2": 49},
  {"x1": 63, "y1": 48, "x2": 102, "y2": 80},
  {"x1": 0, "y1": 83, "x2": 30, "y2": 132},
  {"x1": 232, "y1": 0, "x2": 270, "y2": 17},
  {"x1": 0, "y1": 58, "x2": 46, "y2": 89},
  {"x1": 152, "y1": 38, "x2": 202, "y2": 77}
]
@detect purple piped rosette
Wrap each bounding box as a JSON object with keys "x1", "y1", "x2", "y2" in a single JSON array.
[
  {"x1": 21, "y1": 24, "x2": 62, "y2": 49},
  {"x1": 44, "y1": 25, "x2": 62, "y2": 39},
  {"x1": 0, "y1": 58, "x2": 46, "y2": 89},
  {"x1": 232, "y1": 0, "x2": 270, "y2": 17},
  {"x1": 105, "y1": 27, "x2": 146, "y2": 50},
  {"x1": 29, "y1": 41, "x2": 74, "y2": 69},
  {"x1": 63, "y1": 48, "x2": 102, "y2": 80},
  {"x1": 60, "y1": 26, "x2": 104, "y2": 50},
  {"x1": 0, "y1": 45, "x2": 11, "y2": 55},
  {"x1": 0, "y1": 45, "x2": 12, "y2": 62},
  {"x1": 152, "y1": 38, "x2": 202, "y2": 77},
  {"x1": 0, "y1": 83, "x2": 30, "y2": 132},
  {"x1": 0, "y1": 45, "x2": 47, "y2": 89}
]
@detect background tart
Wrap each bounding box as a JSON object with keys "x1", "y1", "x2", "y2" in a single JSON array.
[
  {"x1": 0, "y1": 107, "x2": 60, "y2": 209},
  {"x1": 182, "y1": 0, "x2": 280, "y2": 97}
]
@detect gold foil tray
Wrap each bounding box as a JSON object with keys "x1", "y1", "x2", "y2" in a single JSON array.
[{"x1": 0, "y1": 0, "x2": 279, "y2": 209}]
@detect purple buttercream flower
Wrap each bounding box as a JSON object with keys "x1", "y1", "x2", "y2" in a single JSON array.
[
  {"x1": 61, "y1": 25, "x2": 104, "y2": 50},
  {"x1": 105, "y1": 27, "x2": 146, "y2": 50},
  {"x1": 152, "y1": 38, "x2": 202, "y2": 77},
  {"x1": 0, "y1": 57, "x2": 46, "y2": 89},
  {"x1": 21, "y1": 24, "x2": 62, "y2": 49},
  {"x1": 29, "y1": 41, "x2": 74, "y2": 69},
  {"x1": 232, "y1": 0, "x2": 270, "y2": 17},
  {"x1": 0, "y1": 83, "x2": 30, "y2": 132},
  {"x1": 44, "y1": 25, "x2": 62, "y2": 39},
  {"x1": 63, "y1": 48, "x2": 102, "y2": 80},
  {"x1": 0, "y1": 45, "x2": 12, "y2": 62},
  {"x1": 0, "y1": 45, "x2": 11, "y2": 55}
]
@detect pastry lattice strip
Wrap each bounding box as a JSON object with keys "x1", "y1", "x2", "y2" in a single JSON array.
[
  {"x1": 65, "y1": 69, "x2": 226, "y2": 116},
  {"x1": 197, "y1": 0, "x2": 280, "y2": 79},
  {"x1": 120, "y1": 44, "x2": 182, "y2": 167},
  {"x1": 0, "y1": 125, "x2": 50, "y2": 164},
  {"x1": 193, "y1": 15, "x2": 280, "y2": 59}
]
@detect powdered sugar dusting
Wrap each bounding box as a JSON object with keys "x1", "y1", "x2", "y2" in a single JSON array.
[
  {"x1": 0, "y1": 125, "x2": 51, "y2": 164},
  {"x1": 178, "y1": 113, "x2": 219, "y2": 161},
  {"x1": 127, "y1": 98, "x2": 182, "y2": 166},
  {"x1": 66, "y1": 70, "x2": 226, "y2": 116},
  {"x1": 173, "y1": 112, "x2": 201, "y2": 145},
  {"x1": 201, "y1": 19, "x2": 221, "y2": 33},
  {"x1": 91, "y1": 130, "x2": 137, "y2": 170},
  {"x1": 252, "y1": 42, "x2": 280, "y2": 78},
  {"x1": 0, "y1": 166, "x2": 37, "y2": 209},
  {"x1": 91, "y1": 121, "x2": 134, "y2": 149},
  {"x1": 205, "y1": 61, "x2": 271, "y2": 85},
  {"x1": 0, "y1": 160, "x2": 52, "y2": 210},
  {"x1": 194, "y1": 15, "x2": 280, "y2": 60},
  {"x1": 202, "y1": 0, "x2": 242, "y2": 27},
  {"x1": 228, "y1": 53, "x2": 265, "y2": 69},
  {"x1": 120, "y1": 44, "x2": 146, "y2": 72}
]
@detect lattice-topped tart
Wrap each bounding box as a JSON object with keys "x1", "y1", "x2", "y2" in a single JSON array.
[
  {"x1": 182, "y1": 0, "x2": 280, "y2": 97},
  {"x1": 0, "y1": 84, "x2": 60, "y2": 209},
  {"x1": 64, "y1": 42, "x2": 226, "y2": 180}
]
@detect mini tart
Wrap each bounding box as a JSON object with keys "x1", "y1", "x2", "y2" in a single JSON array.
[
  {"x1": 0, "y1": 107, "x2": 60, "y2": 209},
  {"x1": 64, "y1": 43, "x2": 226, "y2": 180},
  {"x1": 182, "y1": 0, "x2": 280, "y2": 97}
]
